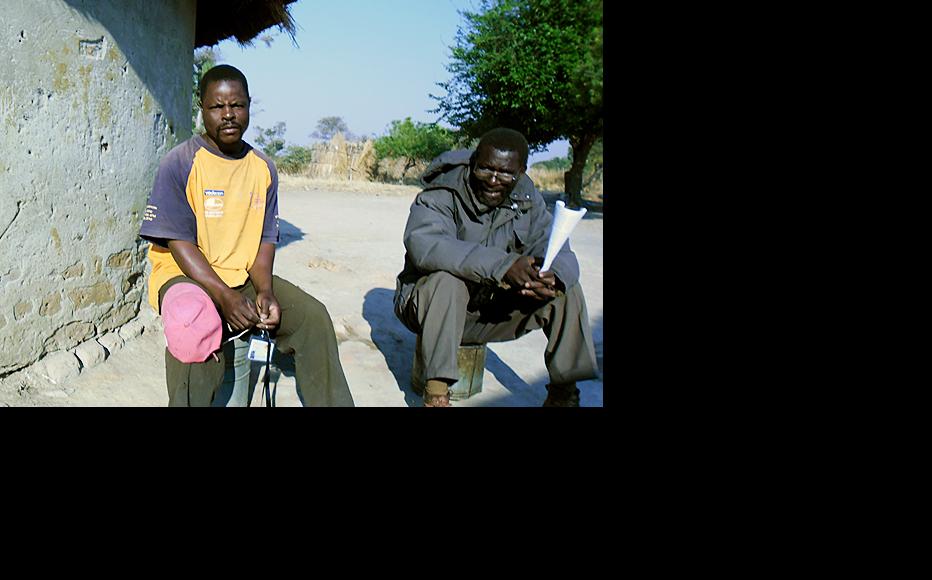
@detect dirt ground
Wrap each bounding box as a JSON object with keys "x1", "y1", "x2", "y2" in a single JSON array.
[{"x1": 0, "y1": 177, "x2": 603, "y2": 407}]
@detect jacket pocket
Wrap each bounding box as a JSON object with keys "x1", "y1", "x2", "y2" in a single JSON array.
[{"x1": 512, "y1": 221, "x2": 530, "y2": 252}]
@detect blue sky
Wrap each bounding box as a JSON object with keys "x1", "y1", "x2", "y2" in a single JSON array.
[{"x1": 214, "y1": 0, "x2": 569, "y2": 164}]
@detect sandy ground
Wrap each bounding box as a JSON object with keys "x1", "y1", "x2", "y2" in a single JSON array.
[{"x1": 1, "y1": 179, "x2": 603, "y2": 407}]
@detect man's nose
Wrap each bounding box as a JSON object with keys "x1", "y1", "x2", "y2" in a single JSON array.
[{"x1": 222, "y1": 107, "x2": 234, "y2": 119}]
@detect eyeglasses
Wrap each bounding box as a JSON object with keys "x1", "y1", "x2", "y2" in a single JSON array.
[{"x1": 473, "y1": 167, "x2": 518, "y2": 184}]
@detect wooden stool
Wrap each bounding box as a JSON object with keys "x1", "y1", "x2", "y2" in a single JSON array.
[{"x1": 411, "y1": 335, "x2": 486, "y2": 401}]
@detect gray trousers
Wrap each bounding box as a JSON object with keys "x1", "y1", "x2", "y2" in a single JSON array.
[
  {"x1": 159, "y1": 275, "x2": 355, "y2": 407},
  {"x1": 397, "y1": 271, "x2": 599, "y2": 385}
]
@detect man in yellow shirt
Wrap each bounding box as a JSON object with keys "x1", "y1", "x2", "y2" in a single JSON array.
[{"x1": 139, "y1": 64, "x2": 354, "y2": 407}]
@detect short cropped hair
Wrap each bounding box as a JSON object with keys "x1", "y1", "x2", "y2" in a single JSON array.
[
  {"x1": 199, "y1": 64, "x2": 250, "y2": 102},
  {"x1": 476, "y1": 128, "x2": 529, "y2": 167}
]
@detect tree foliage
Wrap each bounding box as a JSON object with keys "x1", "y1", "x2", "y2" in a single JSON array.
[
  {"x1": 277, "y1": 145, "x2": 314, "y2": 174},
  {"x1": 312, "y1": 116, "x2": 351, "y2": 141},
  {"x1": 532, "y1": 156, "x2": 571, "y2": 171},
  {"x1": 531, "y1": 138, "x2": 602, "y2": 192},
  {"x1": 432, "y1": 0, "x2": 602, "y2": 205},
  {"x1": 373, "y1": 118, "x2": 457, "y2": 182},
  {"x1": 192, "y1": 46, "x2": 220, "y2": 133},
  {"x1": 249, "y1": 120, "x2": 314, "y2": 174},
  {"x1": 252, "y1": 122, "x2": 287, "y2": 158},
  {"x1": 578, "y1": 138, "x2": 602, "y2": 190}
]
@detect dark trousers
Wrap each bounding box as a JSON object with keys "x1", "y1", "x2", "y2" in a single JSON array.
[
  {"x1": 397, "y1": 271, "x2": 599, "y2": 386},
  {"x1": 159, "y1": 275, "x2": 355, "y2": 407}
]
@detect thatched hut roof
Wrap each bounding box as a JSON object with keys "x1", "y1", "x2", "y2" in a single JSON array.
[{"x1": 195, "y1": 0, "x2": 298, "y2": 48}]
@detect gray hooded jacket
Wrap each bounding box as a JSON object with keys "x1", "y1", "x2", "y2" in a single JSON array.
[{"x1": 394, "y1": 148, "x2": 581, "y2": 310}]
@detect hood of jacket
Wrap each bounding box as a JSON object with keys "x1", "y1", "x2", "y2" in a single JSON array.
[{"x1": 419, "y1": 149, "x2": 535, "y2": 218}]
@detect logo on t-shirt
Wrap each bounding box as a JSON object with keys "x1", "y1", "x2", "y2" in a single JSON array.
[
  {"x1": 205, "y1": 197, "x2": 224, "y2": 218},
  {"x1": 204, "y1": 189, "x2": 224, "y2": 196}
]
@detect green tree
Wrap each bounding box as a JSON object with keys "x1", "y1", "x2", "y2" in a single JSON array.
[
  {"x1": 532, "y1": 156, "x2": 571, "y2": 172},
  {"x1": 533, "y1": 138, "x2": 602, "y2": 191},
  {"x1": 192, "y1": 46, "x2": 220, "y2": 133},
  {"x1": 312, "y1": 116, "x2": 350, "y2": 141},
  {"x1": 432, "y1": 0, "x2": 602, "y2": 207},
  {"x1": 373, "y1": 118, "x2": 457, "y2": 182},
  {"x1": 277, "y1": 145, "x2": 314, "y2": 174},
  {"x1": 252, "y1": 122, "x2": 287, "y2": 159},
  {"x1": 579, "y1": 138, "x2": 602, "y2": 191}
]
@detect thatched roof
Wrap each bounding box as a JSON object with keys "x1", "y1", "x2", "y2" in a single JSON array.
[{"x1": 195, "y1": 0, "x2": 298, "y2": 48}]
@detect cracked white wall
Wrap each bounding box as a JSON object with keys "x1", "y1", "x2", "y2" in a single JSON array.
[{"x1": 0, "y1": 0, "x2": 195, "y2": 373}]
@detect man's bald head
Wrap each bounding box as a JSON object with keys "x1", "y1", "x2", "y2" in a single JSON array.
[
  {"x1": 476, "y1": 128, "x2": 529, "y2": 169},
  {"x1": 199, "y1": 64, "x2": 250, "y2": 103}
]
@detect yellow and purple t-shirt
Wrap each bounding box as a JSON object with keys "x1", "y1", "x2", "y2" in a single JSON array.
[{"x1": 139, "y1": 135, "x2": 279, "y2": 311}]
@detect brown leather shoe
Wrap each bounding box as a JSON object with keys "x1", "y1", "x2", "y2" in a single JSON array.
[
  {"x1": 542, "y1": 383, "x2": 580, "y2": 407},
  {"x1": 423, "y1": 391, "x2": 452, "y2": 407},
  {"x1": 423, "y1": 379, "x2": 452, "y2": 407}
]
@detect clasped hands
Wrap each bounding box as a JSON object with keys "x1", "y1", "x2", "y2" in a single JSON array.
[
  {"x1": 218, "y1": 289, "x2": 282, "y2": 332},
  {"x1": 503, "y1": 256, "x2": 560, "y2": 300}
]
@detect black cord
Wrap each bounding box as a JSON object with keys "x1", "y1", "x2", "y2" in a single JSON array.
[{"x1": 263, "y1": 330, "x2": 273, "y2": 407}]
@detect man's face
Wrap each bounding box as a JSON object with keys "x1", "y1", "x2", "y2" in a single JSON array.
[
  {"x1": 469, "y1": 146, "x2": 525, "y2": 208},
  {"x1": 200, "y1": 79, "x2": 250, "y2": 155}
]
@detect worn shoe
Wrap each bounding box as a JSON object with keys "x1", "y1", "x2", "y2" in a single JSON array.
[
  {"x1": 423, "y1": 379, "x2": 452, "y2": 407},
  {"x1": 423, "y1": 391, "x2": 452, "y2": 407},
  {"x1": 542, "y1": 383, "x2": 580, "y2": 407}
]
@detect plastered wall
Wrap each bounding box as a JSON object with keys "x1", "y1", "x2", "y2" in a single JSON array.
[{"x1": 0, "y1": 0, "x2": 195, "y2": 373}]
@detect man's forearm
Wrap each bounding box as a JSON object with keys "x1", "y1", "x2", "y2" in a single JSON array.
[
  {"x1": 248, "y1": 242, "x2": 276, "y2": 293},
  {"x1": 167, "y1": 239, "x2": 232, "y2": 303}
]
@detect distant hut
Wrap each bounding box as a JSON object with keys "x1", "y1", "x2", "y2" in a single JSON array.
[{"x1": 0, "y1": 0, "x2": 296, "y2": 376}]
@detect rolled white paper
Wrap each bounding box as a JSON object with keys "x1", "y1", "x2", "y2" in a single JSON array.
[{"x1": 541, "y1": 200, "x2": 586, "y2": 272}]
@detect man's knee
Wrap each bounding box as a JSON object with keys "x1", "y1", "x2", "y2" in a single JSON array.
[
  {"x1": 271, "y1": 275, "x2": 332, "y2": 323},
  {"x1": 289, "y1": 287, "x2": 333, "y2": 327},
  {"x1": 302, "y1": 293, "x2": 332, "y2": 326},
  {"x1": 554, "y1": 282, "x2": 586, "y2": 313},
  {"x1": 418, "y1": 271, "x2": 469, "y2": 304}
]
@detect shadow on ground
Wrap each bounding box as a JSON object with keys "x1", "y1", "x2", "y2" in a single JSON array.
[
  {"x1": 591, "y1": 314, "x2": 603, "y2": 378},
  {"x1": 277, "y1": 218, "x2": 306, "y2": 249},
  {"x1": 210, "y1": 289, "x2": 602, "y2": 407},
  {"x1": 361, "y1": 288, "x2": 419, "y2": 407},
  {"x1": 362, "y1": 287, "x2": 562, "y2": 407}
]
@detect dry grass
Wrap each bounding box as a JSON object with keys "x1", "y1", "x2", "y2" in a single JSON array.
[
  {"x1": 278, "y1": 135, "x2": 602, "y2": 202},
  {"x1": 284, "y1": 137, "x2": 376, "y2": 181},
  {"x1": 527, "y1": 167, "x2": 565, "y2": 192},
  {"x1": 279, "y1": 174, "x2": 420, "y2": 196},
  {"x1": 527, "y1": 167, "x2": 603, "y2": 202},
  {"x1": 281, "y1": 164, "x2": 603, "y2": 203}
]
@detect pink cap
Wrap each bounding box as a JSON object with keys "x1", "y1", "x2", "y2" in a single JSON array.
[{"x1": 161, "y1": 283, "x2": 222, "y2": 363}]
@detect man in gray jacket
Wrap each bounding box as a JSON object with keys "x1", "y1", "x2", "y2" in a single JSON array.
[{"x1": 394, "y1": 127, "x2": 599, "y2": 407}]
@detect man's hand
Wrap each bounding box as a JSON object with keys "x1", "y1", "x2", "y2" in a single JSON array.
[
  {"x1": 504, "y1": 256, "x2": 540, "y2": 288},
  {"x1": 168, "y1": 239, "x2": 262, "y2": 331},
  {"x1": 218, "y1": 288, "x2": 261, "y2": 332},
  {"x1": 504, "y1": 256, "x2": 558, "y2": 301},
  {"x1": 247, "y1": 242, "x2": 278, "y2": 331},
  {"x1": 255, "y1": 290, "x2": 281, "y2": 331}
]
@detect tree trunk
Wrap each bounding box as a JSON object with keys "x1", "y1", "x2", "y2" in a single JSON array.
[
  {"x1": 564, "y1": 134, "x2": 597, "y2": 209},
  {"x1": 400, "y1": 158, "x2": 416, "y2": 184}
]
